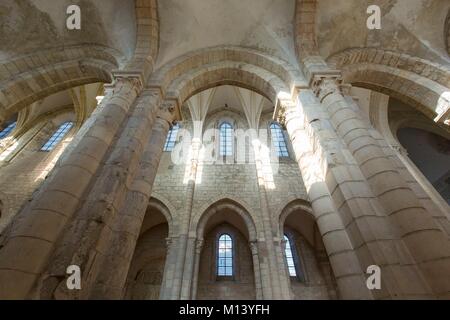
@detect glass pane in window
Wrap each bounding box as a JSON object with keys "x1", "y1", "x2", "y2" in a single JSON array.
[
  {"x1": 41, "y1": 122, "x2": 74, "y2": 152},
  {"x1": 218, "y1": 234, "x2": 233, "y2": 276},
  {"x1": 219, "y1": 122, "x2": 233, "y2": 156},
  {"x1": 284, "y1": 235, "x2": 297, "y2": 277},
  {"x1": 0, "y1": 122, "x2": 17, "y2": 139},
  {"x1": 164, "y1": 123, "x2": 180, "y2": 152},
  {"x1": 270, "y1": 123, "x2": 289, "y2": 157}
]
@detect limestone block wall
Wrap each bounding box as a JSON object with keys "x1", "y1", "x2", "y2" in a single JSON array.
[
  {"x1": 289, "y1": 233, "x2": 335, "y2": 300},
  {"x1": 0, "y1": 112, "x2": 75, "y2": 232},
  {"x1": 125, "y1": 224, "x2": 168, "y2": 300},
  {"x1": 152, "y1": 145, "x2": 309, "y2": 233},
  {"x1": 197, "y1": 224, "x2": 255, "y2": 300},
  {"x1": 151, "y1": 109, "x2": 309, "y2": 232}
]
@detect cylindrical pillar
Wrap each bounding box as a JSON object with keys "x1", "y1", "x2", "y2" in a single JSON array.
[
  {"x1": 88, "y1": 114, "x2": 173, "y2": 299},
  {"x1": 316, "y1": 77, "x2": 450, "y2": 297},
  {"x1": 0, "y1": 77, "x2": 142, "y2": 299},
  {"x1": 40, "y1": 89, "x2": 164, "y2": 299}
]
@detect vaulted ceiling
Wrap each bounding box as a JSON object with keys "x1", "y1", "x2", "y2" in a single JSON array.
[
  {"x1": 156, "y1": 0, "x2": 297, "y2": 68},
  {"x1": 317, "y1": 0, "x2": 450, "y2": 64},
  {"x1": 0, "y1": 0, "x2": 136, "y2": 64},
  {"x1": 1, "y1": 0, "x2": 448, "y2": 69}
]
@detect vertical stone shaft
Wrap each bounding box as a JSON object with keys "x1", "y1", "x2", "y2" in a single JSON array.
[
  {"x1": 250, "y1": 241, "x2": 264, "y2": 299},
  {"x1": 282, "y1": 93, "x2": 374, "y2": 299},
  {"x1": 317, "y1": 78, "x2": 450, "y2": 297},
  {"x1": 0, "y1": 77, "x2": 141, "y2": 299},
  {"x1": 178, "y1": 139, "x2": 202, "y2": 300},
  {"x1": 189, "y1": 239, "x2": 204, "y2": 299},
  {"x1": 160, "y1": 237, "x2": 178, "y2": 299},
  {"x1": 42, "y1": 89, "x2": 162, "y2": 299},
  {"x1": 298, "y1": 83, "x2": 435, "y2": 298},
  {"x1": 251, "y1": 139, "x2": 290, "y2": 299},
  {"x1": 89, "y1": 115, "x2": 172, "y2": 299}
]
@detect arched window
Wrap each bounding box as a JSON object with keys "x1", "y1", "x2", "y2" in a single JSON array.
[
  {"x1": 41, "y1": 121, "x2": 74, "y2": 152},
  {"x1": 270, "y1": 123, "x2": 289, "y2": 157},
  {"x1": 217, "y1": 234, "x2": 233, "y2": 276},
  {"x1": 284, "y1": 235, "x2": 297, "y2": 277},
  {"x1": 0, "y1": 122, "x2": 17, "y2": 139},
  {"x1": 163, "y1": 123, "x2": 179, "y2": 152},
  {"x1": 219, "y1": 122, "x2": 233, "y2": 156}
]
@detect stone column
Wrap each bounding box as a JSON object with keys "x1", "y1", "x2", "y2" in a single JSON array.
[
  {"x1": 251, "y1": 137, "x2": 291, "y2": 299},
  {"x1": 313, "y1": 75, "x2": 450, "y2": 298},
  {"x1": 179, "y1": 236, "x2": 197, "y2": 300},
  {"x1": 0, "y1": 76, "x2": 142, "y2": 299},
  {"x1": 190, "y1": 239, "x2": 204, "y2": 300},
  {"x1": 280, "y1": 93, "x2": 374, "y2": 299},
  {"x1": 179, "y1": 138, "x2": 203, "y2": 300},
  {"x1": 38, "y1": 89, "x2": 167, "y2": 299},
  {"x1": 249, "y1": 240, "x2": 264, "y2": 300},
  {"x1": 369, "y1": 92, "x2": 450, "y2": 232},
  {"x1": 160, "y1": 236, "x2": 181, "y2": 299},
  {"x1": 88, "y1": 110, "x2": 174, "y2": 299}
]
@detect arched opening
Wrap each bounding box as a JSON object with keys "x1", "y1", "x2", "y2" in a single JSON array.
[
  {"x1": 196, "y1": 200, "x2": 257, "y2": 300},
  {"x1": 281, "y1": 202, "x2": 337, "y2": 300},
  {"x1": 345, "y1": 75, "x2": 450, "y2": 216},
  {"x1": 397, "y1": 127, "x2": 450, "y2": 204},
  {"x1": 385, "y1": 97, "x2": 450, "y2": 207},
  {"x1": 125, "y1": 201, "x2": 171, "y2": 300}
]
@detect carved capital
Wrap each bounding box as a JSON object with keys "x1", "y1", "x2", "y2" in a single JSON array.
[
  {"x1": 275, "y1": 98, "x2": 297, "y2": 127},
  {"x1": 111, "y1": 71, "x2": 144, "y2": 95},
  {"x1": 310, "y1": 72, "x2": 344, "y2": 102},
  {"x1": 249, "y1": 240, "x2": 259, "y2": 255},
  {"x1": 158, "y1": 99, "x2": 179, "y2": 125},
  {"x1": 195, "y1": 239, "x2": 204, "y2": 254}
]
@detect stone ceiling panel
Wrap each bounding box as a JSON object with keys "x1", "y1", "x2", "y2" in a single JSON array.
[{"x1": 157, "y1": 0, "x2": 297, "y2": 68}]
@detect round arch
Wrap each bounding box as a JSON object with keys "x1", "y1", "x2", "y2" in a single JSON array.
[
  {"x1": 127, "y1": 0, "x2": 159, "y2": 79},
  {"x1": 278, "y1": 199, "x2": 316, "y2": 244},
  {"x1": 327, "y1": 48, "x2": 450, "y2": 121},
  {"x1": 148, "y1": 46, "x2": 304, "y2": 107},
  {"x1": 0, "y1": 60, "x2": 114, "y2": 120},
  {"x1": 342, "y1": 64, "x2": 448, "y2": 120},
  {"x1": 145, "y1": 197, "x2": 174, "y2": 237},
  {"x1": 194, "y1": 198, "x2": 258, "y2": 242},
  {"x1": 150, "y1": 46, "x2": 301, "y2": 88},
  {"x1": 370, "y1": 95, "x2": 450, "y2": 217}
]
